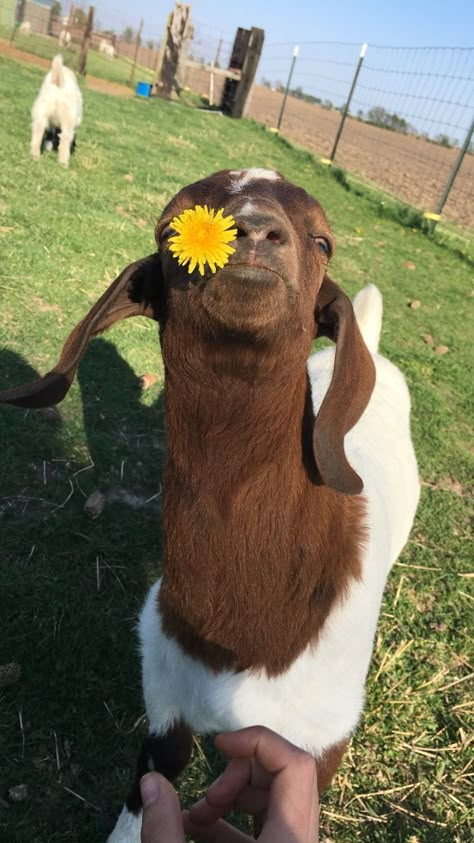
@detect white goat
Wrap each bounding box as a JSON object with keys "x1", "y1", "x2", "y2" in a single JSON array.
[
  {"x1": 0, "y1": 169, "x2": 419, "y2": 842},
  {"x1": 99, "y1": 38, "x2": 116, "y2": 59},
  {"x1": 18, "y1": 20, "x2": 31, "y2": 35},
  {"x1": 58, "y1": 29, "x2": 72, "y2": 48},
  {"x1": 30, "y1": 54, "x2": 82, "y2": 167}
]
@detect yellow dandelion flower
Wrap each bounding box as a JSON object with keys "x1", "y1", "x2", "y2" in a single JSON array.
[{"x1": 168, "y1": 205, "x2": 237, "y2": 277}]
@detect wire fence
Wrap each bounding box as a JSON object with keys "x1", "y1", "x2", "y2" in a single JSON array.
[
  {"x1": 254, "y1": 40, "x2": 474, "y2": 229},
  {"x1": 1, "y1": 1, "x2": 472, "y2": 228}
]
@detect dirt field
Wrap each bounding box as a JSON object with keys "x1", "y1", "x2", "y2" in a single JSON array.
[
  {"x1": 184, "y1": 66, "x2": 474, "y2": 230},
  {"x1": 245, "y1": 86, "x2": 474, "y2": 229},
  {"x1": 3, "y1": 41, "x2": 472, "y2": 229}
]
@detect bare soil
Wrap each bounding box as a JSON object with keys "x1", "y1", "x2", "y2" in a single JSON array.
[
  {"x1": 246, "y1": 87, "x2": 474, "y2": 229},
  {"x1": 187, "y1": 66, "x2": 474, "y2": 229}
]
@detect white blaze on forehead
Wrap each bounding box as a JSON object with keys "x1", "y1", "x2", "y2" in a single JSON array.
[
  {"x1": 237, "y1": 200, "x2": 258, "y2": 216},
  {"x1": 229, "y1": 168, "x2": 280, "y2": 192}
]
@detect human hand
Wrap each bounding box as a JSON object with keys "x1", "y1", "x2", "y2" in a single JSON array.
[
  {"x1": 140, "y1": 771, "x2": 185, "y2": 843},
  {"x1": 140, "y1": 725, "x2": 319, "y2": 842},
  {"x1": 184, "y1": 725, "x2": 319, "y2": 841}
]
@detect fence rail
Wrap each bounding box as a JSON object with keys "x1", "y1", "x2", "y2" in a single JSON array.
[{"x1": 1, "y1": 0, "x2": 472, "y2": 229}]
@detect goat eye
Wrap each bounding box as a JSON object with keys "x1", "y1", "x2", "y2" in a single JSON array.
[
  {"x1": 160, "y1": 226, "x2": 176, "y2": 241},
  {"x1": 311, "y1": 236, "x2": 331, "y2": 257}
]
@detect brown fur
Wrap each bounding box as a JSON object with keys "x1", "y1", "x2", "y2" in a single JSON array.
[{"x1": 159, "y1": 350, "x2": 367, "y2": 674}]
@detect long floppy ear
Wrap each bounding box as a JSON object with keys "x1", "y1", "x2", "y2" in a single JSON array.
[
  {"x1": 313, "y1": 274, "x2": 376, "y2": 495},
  {"x1": 0, "y1": 253, "x2": 163, "y2": 408}
]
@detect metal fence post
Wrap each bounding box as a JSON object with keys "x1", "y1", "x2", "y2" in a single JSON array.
[
  {"x1": 330, "y1": 42, "x2": 367, "y2": 161},
  {"x1": 427, "y1": 116, "x2": 474, "y2": 232},
  {"x1": 276, "y1": 45, "x2": 299, "y2": 131}
]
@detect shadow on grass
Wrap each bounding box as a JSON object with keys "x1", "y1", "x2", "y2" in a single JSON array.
[{"x1": 0, "y1": 341, "x2": 166, "y2": 841}]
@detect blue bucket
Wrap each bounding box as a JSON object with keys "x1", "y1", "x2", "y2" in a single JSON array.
[{"x1": 136, "y1": 82, "x2": 152, "y2": 97}]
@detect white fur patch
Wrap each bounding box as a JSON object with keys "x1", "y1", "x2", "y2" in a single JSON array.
[
  {"x1": 236, "y1": 200, "x2": 258, "y2": 216},
  {"x1": 229, "y1": 168, "x2": 280, "y2": 192},
  {"x1": 107, "y1": 805, "x2": 142, "y2": 843}
]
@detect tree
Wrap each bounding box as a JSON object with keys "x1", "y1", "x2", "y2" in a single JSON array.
[
  {"x1": 146, "y1": 39, "x2": 155, "y2": 50},
  {"x1": 366, "y1": 106, "x2": 411, "y2": 134},
  {"x1": 122, "y1": 26, "x2": 135, "y2": 44},
  {"x1": 73, "y1": 8, "x2": 87, "y2": 26},
  {"x1": 51, "y1": 0, "x2": 61, "y2": 18},
  {"x1": 434, "y1": 133, "x2": 452, "y2": 148}
]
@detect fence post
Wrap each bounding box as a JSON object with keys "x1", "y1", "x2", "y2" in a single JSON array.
[
  {"x1": 214, "y1": 38, "x2": 223, "y2": 68},
  {"x1": 10, "y1": 0, "x2": 25, "y2": 45},
  {"x1": 67, "y1": 4, "x2": 75, "y2": 38},
  {"x1": 78, "y1": 6, "x2": 94, "y2": 76},
  {"x1": 158, "y1": 3, "x2": 192, "y2": 99},
  {"x1": 330, "y1": 43, "x2": 367, "y2": 161},
  {"x1": 276, "y1": 45, "x2": 299, "y2": 131},
  {"x1": 231, "y1": 27, "x2": 265, "y2": 118},
  {"x1": 427, "y1": 116, "x2": 474, "y2": 233},
  {"x1": 152, "y1": 12, "x2": 172, "y2": 94},
  {"x1": 129, "y1": 18, "x2": 144, "y2": 87}
]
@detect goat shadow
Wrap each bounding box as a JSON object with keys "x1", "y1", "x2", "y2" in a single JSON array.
[{"x1": 0, "y1": 341, "x2": 170, "y2": 841}]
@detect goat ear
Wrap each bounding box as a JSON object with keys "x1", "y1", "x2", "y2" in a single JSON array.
[
  {"x1": 0, "y1": 253, "x2": 163, "y2": 408},
  {"x1": 313, "y1": 274, "x2": 376, "y2": 495}
]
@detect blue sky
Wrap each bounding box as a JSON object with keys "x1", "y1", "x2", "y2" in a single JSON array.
[{"x1": 93, "y1": 0, "x2": 474, "y2": 48}]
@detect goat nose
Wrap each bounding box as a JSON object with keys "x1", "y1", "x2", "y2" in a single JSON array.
[{"x1": 234, "y1": 213, "x2": 288, "y2": 245}]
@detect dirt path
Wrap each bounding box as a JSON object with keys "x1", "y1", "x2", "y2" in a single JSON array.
[{"x1": 0, "y1": 41, "x2": 133, "y2": 97}]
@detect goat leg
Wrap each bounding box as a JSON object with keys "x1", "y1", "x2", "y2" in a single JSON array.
[{"x1": 107, "y1": 720, "x2": 193, "y2": 842}]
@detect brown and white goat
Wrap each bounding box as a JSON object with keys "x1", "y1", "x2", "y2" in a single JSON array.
[{"x1": 0, "y1": 169, "x2": 419, "y2": 842}]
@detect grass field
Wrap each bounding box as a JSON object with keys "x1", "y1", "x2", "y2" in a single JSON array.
[
  {"x1": 0, "y1": 28, "x2": 155, "y2": 87},
  {"x1": 0, "y1": 55, "x2": 472, "y2": 843}
]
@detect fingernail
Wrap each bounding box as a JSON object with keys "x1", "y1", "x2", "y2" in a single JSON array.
[{"x1": 140, "y1": 773, "x2": 160, "y2": 807}]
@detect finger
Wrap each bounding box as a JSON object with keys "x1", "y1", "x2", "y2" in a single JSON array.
[
  {"x1": 217, "y1": 727, "x2": 319, "y2": 842},
  {"x1": 140, "y1": 773, "x2": 185, "y2": 843},
  {"x1": 215, "y1": 726, "x2": 308, "y2": 775},
  {"x1": 188, "y1": 758, "x2": 251, "y2": 825},
  {"x1": 190, "y1": 783, "x2": 268, "y2": 824},
  {"x1": 261, "y1": 752, "x2": 319, "y2": 842},
  {"x1": 183, "y1": 811, "x2": 252, "y2": 842}
]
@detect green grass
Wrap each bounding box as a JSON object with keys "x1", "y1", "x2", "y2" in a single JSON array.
[
  {"x1": 1, "y1": 29, "x2": 155, "y2": 87},
  {"x1": 0, "y1": 55, "x2": 473, "y2": 842}
]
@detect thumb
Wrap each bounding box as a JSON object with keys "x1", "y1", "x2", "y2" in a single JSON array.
[{"x1": 140, "y1": 773, "x2": 186, "y2": 843}]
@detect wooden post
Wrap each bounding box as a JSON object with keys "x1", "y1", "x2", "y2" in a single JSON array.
[
  {"x1": 152, "y1": 11, "x2": 172, "y2": 94},
  {"x1": 222, "y1": 27, "x2": 264, "y2": 118},
  {"x1": 159, "y1": 2, "x2": 191, "y2": 100},
  {"x1": 78, "y1": 6, "x2": 94, "y2": 76},
  {"x1": 220, "y1": 28, "x2": 251, "y2": 116},
  {"x1": 176, "y1": 15, "x2": 194, "y2": 90},
  {"x1": 67, "y1": 4, "x2": 75, "y2": 35},
  {"x1": 129, "y1": 19, "x2": 144, "y2": 87},
  {"x1": 214, "y1": 38, "x2": 222, "y2": 68},
  {"x1": 10, "y1": 0, "x2": 25, "y2": 44}
]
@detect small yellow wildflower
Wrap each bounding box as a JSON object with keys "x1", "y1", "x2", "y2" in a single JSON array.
[{"x1": 168, "y1": 205, "x2": 237, "y2": 277}]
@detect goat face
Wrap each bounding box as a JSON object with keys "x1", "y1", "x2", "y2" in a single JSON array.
[{"x1": 156, "y1": 169, "x2": 334, "y2": 340}]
